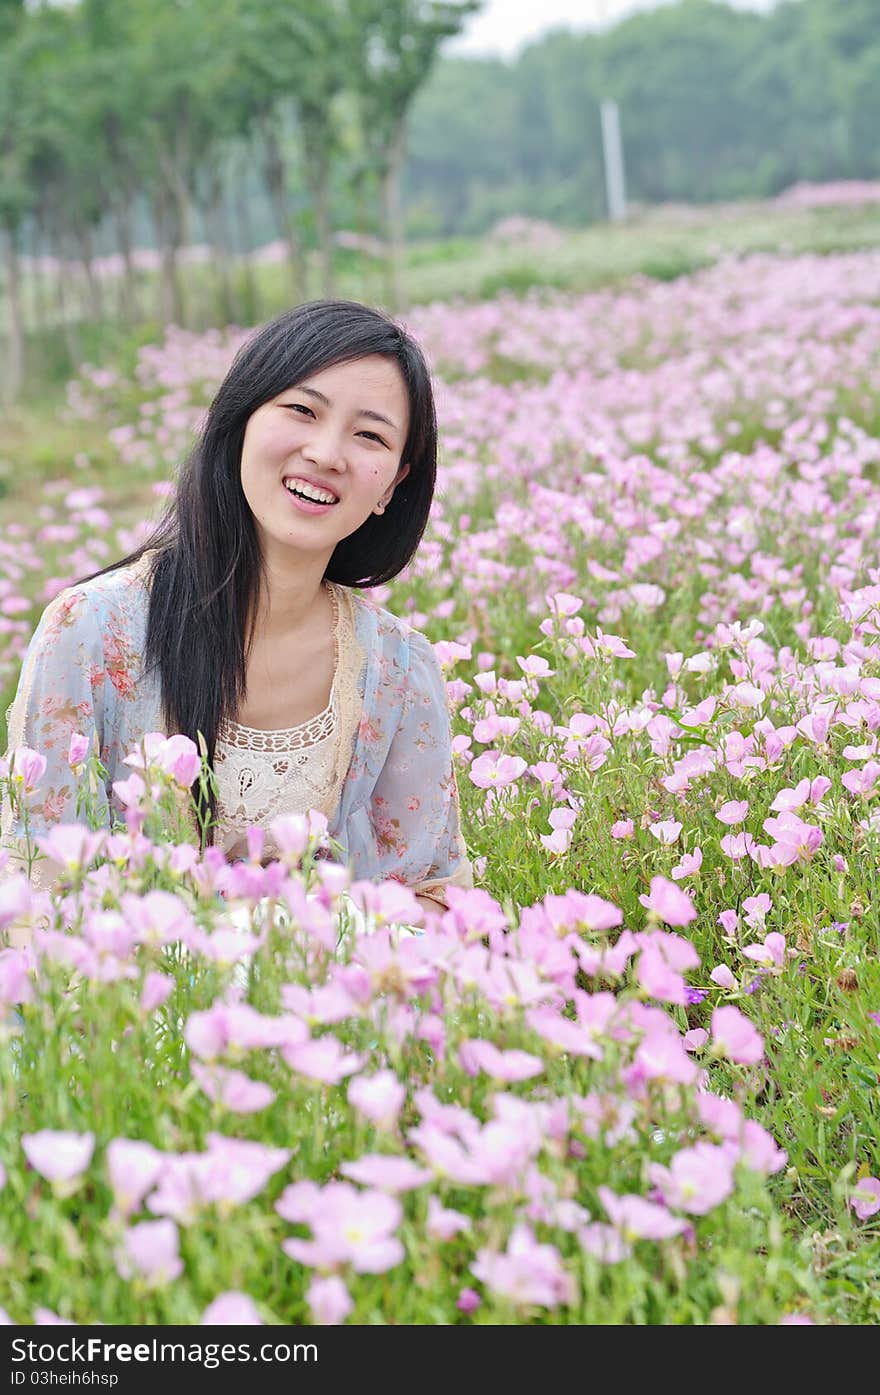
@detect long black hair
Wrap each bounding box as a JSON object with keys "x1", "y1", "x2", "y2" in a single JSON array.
[{"x1": 77, "y1": 299, "x2": 438, "y2": 845}]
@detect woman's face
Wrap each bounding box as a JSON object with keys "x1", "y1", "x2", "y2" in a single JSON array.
[{"x1": 240, "y1": 354, "x2": 411, "y2": 563}]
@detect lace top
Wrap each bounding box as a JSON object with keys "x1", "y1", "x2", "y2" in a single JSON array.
[{"x1": 214, "y1": 583, "x2": 354, "y2": 861}]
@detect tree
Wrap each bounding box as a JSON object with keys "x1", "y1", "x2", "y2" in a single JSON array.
[
  {"x1": 231, "y1": 0, "x2": 357, "y2": 299},
  {"x1": 348, "y1": 0, "x2": 482, "y2": 309}
]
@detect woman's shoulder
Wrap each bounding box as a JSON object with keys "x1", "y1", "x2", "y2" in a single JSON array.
[
  {"x1": 343, "y1": 585, "x2": 431, "y2": 656},
  {"x1": 38, "y1": 552, "x2": 153, "y2": 636},
  {"x1": 342, "y1": 586, "x2": 440, "y2": 688}
]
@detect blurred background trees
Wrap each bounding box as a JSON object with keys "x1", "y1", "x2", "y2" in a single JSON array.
[{"x1": 1, "y1": 0, "x2": 879, "y2": 397}]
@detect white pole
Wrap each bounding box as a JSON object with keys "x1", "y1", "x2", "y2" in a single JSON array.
[{"x1": 600, "y1": 99, "x2": 627, "y2": 222}]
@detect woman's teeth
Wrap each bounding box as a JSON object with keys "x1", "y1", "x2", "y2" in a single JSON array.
[{"x1": 283, "y1": 479, "x2": 338, "y2": 505}]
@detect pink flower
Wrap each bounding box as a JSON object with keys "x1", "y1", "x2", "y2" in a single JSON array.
[
  {"x1": 683, "y1": 1028, "x2": 708, "y2": 1052},
  {"x1": 742, "y1": 893, "x2": 772, "y2": 928},
  {"x1": 638, "y1": 876, "x2": 697, "y2": 927},
  {"x1": 468, "y1": 751, "x2": 527, "y2": 790},
  {"x1": 106, "y1": 1139, "x2": 164, "y2": 1218},
  {"x1": 649, "y1": 819, "x2": 682, "y2": 845},
  {"x1": 191, "y1": 1062, "x2": 276, "y2": 1113},
  {"x1": 553, "y1": 890, "x2": 623, "y2": 932},
  {"x1": 268, "y1": 813, "x2": 311, "y2": 861},
  {"x1": 584, "y1": 629, "x2": 636, "y2": 660},
  {"x1": 471, "y1": 1225, "x2": 576, "y2": 1308},
  {"x1": 339, "y1": 1155, "x2": 432, "y2": 1192},
  {"x1": 679, "y1": 697, "x2": 716, "y2": 726},
  {"x1": 728, "y1": 681, "x2": 765, "y2": 709},
  {"x1": 716, "y1": 800, "x2": 749, "y2": 825},
  {"x1": 201, "y1": 1292, "x2": 263, "y2": 1325},
  {"x1": 458, "y1": 1038, "x2": 544, "y2": 1082},
  {"x1": 634, "y1": 1030, "x2": 700, "y2": 1085},
  {"x1": 347, "y1": 1071, "x2": 405, "y2": 1130},
  {"x1": 350, "y1": 877, "x2": 424, "y2": 928},
  {"x1": 611, "y1": 819, "x2": 635, "y2": 840},
  {"x1": 540, "y1": 826, "x2": 572, "y2": 855},
  {"x1": 717, "y1": 909, "x2": 739, "y2": 936},
  {"x1": 636, "y1": 944, "x2": 687, "y2": 1005},
  {"x1": 665, "y1": 652, "x2": 684, "y2": 678},
  {"x1": 281, "y1": 1182, "x2": 404, "y2": 1274},
  {"x1": 710, "y1": 964, "x2": 736, "y2": 990},
  {"x1": 842, "y1": 762, "x2": 880, "y2": 797},
  {"x1": 112, "y1": 771, "x2": 147, "y2": 814},
  {"x1": 769, "y1": 779, "x2": 810, "y2": 813},
  {"x1": 598, "y1": 1186, "x2": 686, "y2": 1240},
  {"x1": 517, "y1": 654, "x2": 554, "y2": 678},
  {"x1": 186, "y1": 1000, "x2": 307, "y2": 1060},
  {"x1": 648, "y1": 1143, "x2": 735, "y2": 1215},
  {"x1": 719, "y1": 832, "x2": 755, "y2": 860},
  {"x1": 737, "y1": 1120, "x2": 787, "y2": 1175},
  {"x1": 67, "y1": 733, "x2": 90, "y2": 767},
  {"x1": 121, "y1": 732, "x2": 167, "y2": 771},
  {"x1": 140, "y1": 971, "x2": 174, "y2": 1013},
  {"x1": 282, "y1": 1036, "x2": 365, "y2": 1085},
  {"x1": 547, "y1": 592, "x2": 583, "y2": 618},
  {"x1": 578, "y1": 1223, "x2": 631, "y2": 1263},
  {"x1": 152, "y1": 734, "x2": 202, "y2": 788},
  {"x1": 307, "y1": 1275, "x2": 353, "y2": 1325},
  {"x1": 671, "y1": 847, "x2": 702, "y2": 880},
  {"x1": 741, "y1": 932, "x2": 786, "y2": 970},
  {"x1": 710, "y1": 1006, "x2": 764, "y2": 1064},
  {"x1": 118, "y1": 1218, "x2": 183, "y2": 1285},
  {"x1": 526, "y1": 1008, "x2": 603, "y2": 1060},
  {"x1": 22, "y1": 1130, "x2": 94, "y2": 1187},
  {"x1": 456, "y1": 1287, "x2": 482, "y2": 1315},
  {"x1": 427, "y1": 1196, "x2": 471, "y2": 1241},
  {"x1": 762, "y1": 812, "x2": 823, "y2": 859},
  {"x1": 10, "y1": 746, "x2": 47, "y2": 792},
  {"x1": 146, "y1": 1136, "x2": 290, "y2": 1221},
  {"x1": 851, "y1": 1177, "x2": 880, "y2": 1220},
  {"x1": 0, "y1": 947, "x2": 34, "y2": 1006}
]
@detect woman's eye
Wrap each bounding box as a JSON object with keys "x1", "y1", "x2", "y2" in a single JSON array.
[
  {"x1": 285, "y1": 403, "x2": 314, "y2": 417},
  {"x1": 358, "y1": 430, "x2": 388, "y2": 447}
]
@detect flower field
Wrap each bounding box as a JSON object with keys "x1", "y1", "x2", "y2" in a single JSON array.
[{"x1": 3, "y1": 248, "x2": 880, "y2": 1323}]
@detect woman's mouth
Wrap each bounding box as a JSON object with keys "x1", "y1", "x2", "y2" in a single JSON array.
[{"x1": 282, "y1": 476, "x2": 340, "y2": 512}]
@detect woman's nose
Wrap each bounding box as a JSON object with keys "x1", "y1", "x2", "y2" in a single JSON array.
[{"x1": 301, "y1": 421, "x2": 345, "y2": 469}]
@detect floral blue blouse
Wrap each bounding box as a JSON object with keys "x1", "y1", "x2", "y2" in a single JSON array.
[{"x1": 0, "y1": 552, "x2": 471, "y2": 905}]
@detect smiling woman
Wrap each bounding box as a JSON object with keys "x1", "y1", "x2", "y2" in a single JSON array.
[{"x1": 0, "y1": 300, "x2": 472, "y2": 916}]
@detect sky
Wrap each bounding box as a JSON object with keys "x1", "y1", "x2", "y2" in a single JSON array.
[{"x1": 447, "y1": 0, "x2": 779, "y2": 60}]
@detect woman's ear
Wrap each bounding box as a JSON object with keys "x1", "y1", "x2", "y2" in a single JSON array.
[{"x1": 375, "y1": 461, "x2": 411, "y2": 513}]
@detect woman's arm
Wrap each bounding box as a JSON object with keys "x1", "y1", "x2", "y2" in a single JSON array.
[
  {"x1": 1, "y1": 587, "x2": 109, "y2": 894},
  {"x1": 367, "y1": 629, "x2": 472, "y2": 912}
]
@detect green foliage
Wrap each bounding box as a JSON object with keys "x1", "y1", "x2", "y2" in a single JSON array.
[{"x1": 406, "y1": 0, "x2": 880, "y2": 234}]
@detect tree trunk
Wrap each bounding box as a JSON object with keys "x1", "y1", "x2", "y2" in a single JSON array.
[
  {"x1": 105, "y1": 115, "x2": 139, "y2": 323},
  {"x1": 28, "y1": 217, "x2": 49, "y2": 335},
  {"x1": 112, "y1": 199, "x2": 138, "y2": 324},
  {"x1": 157, "y1": 117, "x2": 193, "y2": 252},
  {"x1": 260, "y1": 120, "x2": 305, "y2": 301},
  {"x1": 381, "y1": 117, "x2": 407, "y2": 313},
  {"x1": 2, "y1": 225, "x2": 24, "y2": 403},
  {"x1": 204, "y1": 170, "x2": 234, "y2": 327},
  {"x1": 74, "y1": 223, "x2": 103, "y2": 322},
  {"x1": 233, "y1": 155, "x2": 260, "y2": 323},
  {"x1": 51, "y1": 229, "x2": 81, "y2": 368},
  {"x1": 152, "y1": 186, "x2": 185, "y2": 328},
  {"x1": 303, "y1": 132, "x2": 334, "y2": 296}
]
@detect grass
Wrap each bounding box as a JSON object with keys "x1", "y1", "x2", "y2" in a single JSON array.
[{"x1": 5, "y1": 197, "x2": 880, "y2": 411}]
